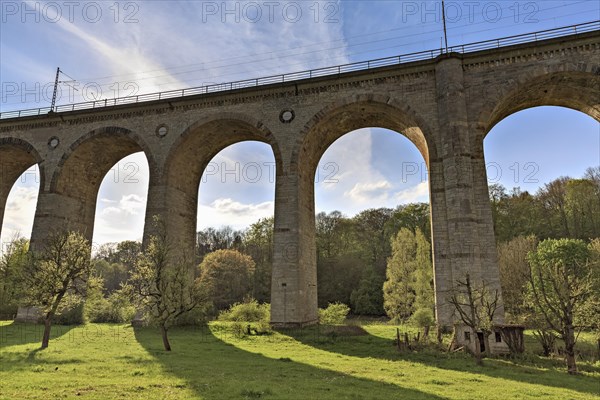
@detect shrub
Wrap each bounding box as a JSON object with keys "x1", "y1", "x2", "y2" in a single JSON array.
[
  {"x1": 319, "y1": 302, "x2": 350, "y2": 325},
  {"x1": 174, "y1": 304, "x2": 210, "y2": 326},
  {"x1": 86, "y1": 290, "x2": 136, "y2": 323},
  {"x1": 218, "y1": 299, "x2": 270, "y2": 323},
  {"x1": 409, "y1": 308, "x2": 435, "y2": 338},
  {"x1": 0, "y1": 304, "x2": 18, "y2": 320},
  {"x1": 54, "y1": 294, "x2": 86, "y2": 325}
]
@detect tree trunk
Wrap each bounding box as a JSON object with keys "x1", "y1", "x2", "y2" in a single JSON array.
[
  {"x1": 564, "y1": 327, "x2": 578, "y2": 375},
  {"x1": 41, "y1": 291, "x2": 65, "y2": 349},
  {"x1": 474, "y1": 335, "x2": 483, "y2": 366},
  {"x1": 41, "y1": 317, "x2": 52, "y2": 349},
  {"x1": 423, "y1": 325, "x2": 430, "y2": 339},
  {"x1": 160, "y1": 324, "x2": 171, "y2": 351}
]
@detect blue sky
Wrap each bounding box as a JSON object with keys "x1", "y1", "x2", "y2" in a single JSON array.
[{"x1": 1, "y1": 1, "x2": 599, "y2": 247}]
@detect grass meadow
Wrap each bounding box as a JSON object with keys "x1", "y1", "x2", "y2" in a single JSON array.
[{"x1": 0, "y1": 321, "x2": 598, "y2": 399}]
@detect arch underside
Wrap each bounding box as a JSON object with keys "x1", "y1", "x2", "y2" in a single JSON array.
[
  {"x1": 0, "y1": 140, "x2": 42, "y2": 239},
  {"x1": 158, "y1": 118, "x2": 279, "y2": 253},
  {"x1": 296, "y1": 101, "x2": 433, "y2": 178},
  {"x1": 484, "y1": 72, "x2": 600, "y2": 133},
  {"x1": 47, "y1": 130, "x2": 149, "y2": 241}
]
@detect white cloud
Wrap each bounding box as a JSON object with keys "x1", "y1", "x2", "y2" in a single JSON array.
[
  {"x1": 345, "y1": 180, "x2": 392, "y2": 203},
  {"x1": 100, "y1": 198, "x2": 117, "y2": 204},
  {"x1": 211, "y1": 198, "x2": 273, "y2": 216},
  {"x1": 94, "y1": 193, "x2": 147, "y2": 244},
  {"x1": 395, "y1": 181, "x2": 429, "y2": 203},
  {"x1": 1, "y1": 186, "x2": 39, "y2": 245},
  {"x1": 119, "y1": 194, "x2": 146, "y2": 215},
  {"x1": 198, "y1": 199, "x2": 274, "y2": 230}
]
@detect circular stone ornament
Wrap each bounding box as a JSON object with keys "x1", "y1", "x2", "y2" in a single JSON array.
[
  {"x1": 156, "y1": 124, "x2": 169, "y2": 138},
  {"x1": 48, "y1": 136, "x2": 60, "y2": 149},
  {"x1": 279, "y1": 109, "x2": 295, "y2": 123}
]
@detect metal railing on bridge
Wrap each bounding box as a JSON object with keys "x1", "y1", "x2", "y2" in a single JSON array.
[{"x1": 1, "y1": 20, "x2": 598, "y2": 120}]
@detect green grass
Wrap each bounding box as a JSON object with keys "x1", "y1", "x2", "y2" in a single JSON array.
[{"x1": 0, "y1": 321, "x2": 598, "y2": 399}]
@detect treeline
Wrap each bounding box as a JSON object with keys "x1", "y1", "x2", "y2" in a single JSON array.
[
  {"x1": 1, "y1": 166, "x2": 597, "y2": 324},
  {"x1": 491, "y1": 167, "x2": 600, "y2": 320},
  {"x1": 490, "y1": 166, "x2": 600, "y2": 243},
  {"x1": 193, "y1": 203, "x2": 431, "y2": 315}
]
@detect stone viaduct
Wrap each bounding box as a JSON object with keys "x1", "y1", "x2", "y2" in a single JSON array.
[{"x1": 1, "y1": 26, "x2": 598, "y2": 328}]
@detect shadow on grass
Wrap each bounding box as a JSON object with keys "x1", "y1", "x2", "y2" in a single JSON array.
[
  {"x1": 134, "y1": 325, "x2": 447, "y2": 400},
  {"x1": 0, "y1": 321, "x2": 76, "y2": 348},
  {"x1": 285, "y1": 325, "x2": 600, "y2": 397},
  {"x1": 0, "y1": 322, "x2": 79, "y2": 373}
]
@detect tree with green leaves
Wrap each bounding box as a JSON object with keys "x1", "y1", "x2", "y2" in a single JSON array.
[
  {"x1": 243, "y1": 217, "x2": 273, "y2": 302},
  {"x1": 383, "y1": 228, "x2": 433, "y2": 322},
  {"x1": 383, "y1": 228, "x2": 416, "y2": 321},
  {"x1": 350, "y1": 267, "x2": 384, "y2": 315},
  {"x1": 126, "y1": 217, "x2": 202, "y2": 351},
  {"x1": 197, "y1": 249, "x2": 255, "y2": 311},
  {"x1": 497, "y1": 235, "x2": 538, "y2": 322},
  {"x1": 0, "y1": 235, "x2": 29, "y2": 315},
  {"x1": 527, "y1": 238, "x2": 598, "y2": 374},
  {"x1": 22, "y1": 231, "x2": 92, "y2": 349}
]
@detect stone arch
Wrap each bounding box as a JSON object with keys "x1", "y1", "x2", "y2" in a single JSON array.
[
  {"x1": 478, "y1": 70, "x2": 600, "y2": 137},
  {"x1": 0, "y1": 137, "x2": 45, "y2": 239},
  {"x1": 269, "y1": 96, "x2": 436, "y2": 327},
  {"x1": 165, "y1": 113, "x2": 281, "y2": 192},
  {"x1": 293, "y1": 95, "x2": 436, "y2": 177},
  {"x1": 42, "y1": 126, "x2": 154, "y2": 242},
  {"x1": 50, "y1": 126, "x2": 156, "y2": 194},
  {"x1": 152, "y1": 113, "x2": 281, "y2": 254}
]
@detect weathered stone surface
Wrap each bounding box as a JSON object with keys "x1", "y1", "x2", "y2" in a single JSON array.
[{"x1": 1, "y1": 32, "x2": 598, "y2": 327}]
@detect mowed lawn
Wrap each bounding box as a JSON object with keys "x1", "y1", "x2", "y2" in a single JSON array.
[{"x1": 0, "y1": 321, "x2": 598, "y2": 399}]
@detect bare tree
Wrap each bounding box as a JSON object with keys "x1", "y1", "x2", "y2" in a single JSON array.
[
  {"x1": 23, "y1": 231, "x2": 92, "y2": 349},
  {"x1": 448, "y1": 274, "x2": 501, "y2": 365}
]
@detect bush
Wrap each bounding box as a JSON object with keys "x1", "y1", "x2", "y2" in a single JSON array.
[
  {"x1": 0, "y1": 304, "x2": 18, "y2": 320},
  {"x1": 409, "y1": 308, "x2": 435, "y2": 338},
  {"x1": 85, "y1": 285, "x2": 135, "y2": 323},
  {"x1": 54, "y1": 294, "x2": 85, "y2": 325},
  {"x1": 319, "y1": 302, "x2": 350, "y2": 325},
  {"x1": 218, "y1": 299, "x2": 270, "y2": 323},
  {"x1": 174, "y1": 304, "x2": 210, "y2": 326}
]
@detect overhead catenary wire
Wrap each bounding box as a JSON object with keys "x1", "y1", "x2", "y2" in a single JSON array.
[{"x1": 0, "y1": 2, "x2": 595, "y2": 105}]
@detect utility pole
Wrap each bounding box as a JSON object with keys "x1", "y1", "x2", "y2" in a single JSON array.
[
  {"x1": 49, "y1": 68, "x2": 79, "y2": 112},
  {"x1": 50, "y1": 67, "x2": 60, "y2": 112},
  {"x1": 441, "y1": 0, "x2": 449, "y2": 53}
]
